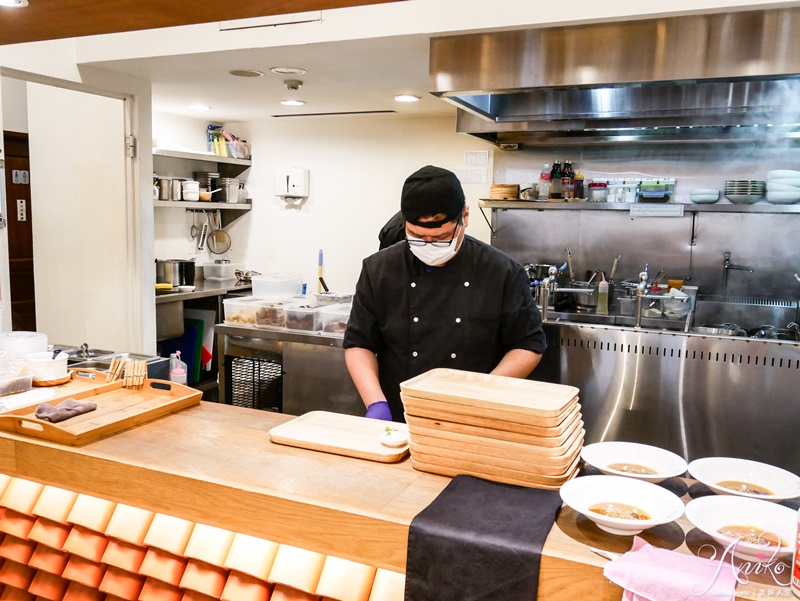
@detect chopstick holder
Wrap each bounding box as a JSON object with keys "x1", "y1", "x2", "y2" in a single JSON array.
[{"x1": 603, "y1": 536, "x2": 737, "y2": 601}]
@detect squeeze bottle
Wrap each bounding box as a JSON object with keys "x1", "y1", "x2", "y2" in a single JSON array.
[
  {"x1": 169, "y1": 352, "x2": 188, "y2": 385},
  {"x1": 596, "y1": 275, "x2": 609, "y2": 315}
]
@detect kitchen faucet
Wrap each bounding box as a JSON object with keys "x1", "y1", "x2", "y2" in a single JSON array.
[
  {"x1": 78, "y1": 343, "x2": 89, "y2": 359},
  {"x1": 540, "y1": 266, "x2": 595, "y2": 322},
  {"x1": 722, "y1": 251, "x2": 753, "y2": 298}
]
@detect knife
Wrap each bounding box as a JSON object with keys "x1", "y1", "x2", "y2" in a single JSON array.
[
  {"x1": 566, "y1": 247, "x2": 575, "y2": 283},
  {"x1": 609, "y1": 254, "x2": 620, "y2": 285}
]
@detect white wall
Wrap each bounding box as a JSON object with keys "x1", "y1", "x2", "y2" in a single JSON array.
[
  {"x1": 152, "y1": 112, "x2": 214, "y2": 154},
  {"x1": 154, "y1": 113, "x2": 495, "y2": 292},
  {"x1": 0, "y1": 77, "x2": 27, "y2": 134}
]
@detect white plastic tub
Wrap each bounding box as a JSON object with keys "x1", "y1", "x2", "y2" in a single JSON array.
[{"x1": 252, "y1": 273, "x2": 303, "y2": 299}]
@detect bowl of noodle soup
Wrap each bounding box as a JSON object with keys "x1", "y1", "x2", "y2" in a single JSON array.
[{"x1": 688, "y1": 457, "x2": 800, "y2": 502}]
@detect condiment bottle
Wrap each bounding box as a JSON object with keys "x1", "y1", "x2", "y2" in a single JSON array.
[
  {"x1": 574, "y1": 169, "x2": 585, "y2": 199},
  {"x1": 792, "y1": 508, "x2": 800, "y2": 598},
  {"x1": 537, "y1": 163, "x2": 551, "y2": 200},
  {"x1": 169, "y1": 352, "x2": 188, "y2": 385},
  {"x1": 596, "y1": 275, "x2": 609, "y2": 315},
  {"x1": 549, "y1": 160, "x2": 562, "y2": 199}
]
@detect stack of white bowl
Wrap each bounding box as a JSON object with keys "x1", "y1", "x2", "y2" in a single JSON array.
[
  {"x1": 766, "y1": 170, "x2": 800, "y2": 205},
  {"x1": 689, "y1": 188, "x2": 720, "y2": 204},
  {"x1": 724, "y1": 180, "x2": 765, "y2": 204}
]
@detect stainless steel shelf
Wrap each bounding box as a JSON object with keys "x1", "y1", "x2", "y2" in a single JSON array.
[
  {"x1": 153, "y1": 201, "x2": 251, "y2": 211},
  {"x1": 479, "y1": 200, "x2": 800, "y2": 213},
  {"x1": 153, "y1": 148, "x2": 251, "y2": 167}
]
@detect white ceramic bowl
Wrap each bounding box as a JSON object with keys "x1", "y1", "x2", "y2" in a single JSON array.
[
  {"x1": 766, "y1": 182, "x2": 800, "y2": 192},
  {"x1": 690, "y1": 195, "x2": 720, "y2": 204},
  {"x1": 767, "y1": 177, "x2": 800, "y2": 187},
  {"x1": 725, "y1": 194, "x2": 761, "y2": 204},
  {"x1": 690, "y1": 188, "x2": 720, "y2": 195},
  {"x1": 581, "y1": 441, "x2": 688, "y2": 483},
  {"x1": 766, "y1": 191, "x2": 800, "y2": 204},
  {"x1": 685, "y1": 495, "x2": 796, "y2": 562},
  {"x1": 559, "y1": 475, "x2": 685, "y2": 535},
  {"x1": 688, "y1": 457, "x2": 800, "y2": 502},
  {"x1": 26, "y1": 350, "x2": 69, "y2": 382},
  {"x1": 766, "y1": 170, "x2": 800, "y2": 180}
]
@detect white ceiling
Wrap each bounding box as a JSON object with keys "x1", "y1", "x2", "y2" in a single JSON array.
[{"x1": 88, "y1": 33, "x2": 456, "y2": 124}]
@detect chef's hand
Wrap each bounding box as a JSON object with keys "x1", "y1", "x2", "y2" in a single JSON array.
[{"x1": 365, "y1": 400, "x2": 392, "y2": 421}]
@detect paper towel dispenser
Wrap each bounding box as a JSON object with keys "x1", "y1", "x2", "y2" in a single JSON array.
[{"x1": 275, "y1": 167, "x2": 309, "y2": 200}]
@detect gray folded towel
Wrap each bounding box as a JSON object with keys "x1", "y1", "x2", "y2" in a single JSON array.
[{"x1": 35, "y1": 398, "x2": 97, "y2": 423}]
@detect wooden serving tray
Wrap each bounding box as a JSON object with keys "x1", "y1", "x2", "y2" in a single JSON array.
[
  {"x1": 410, "y1": 457, "x2": 580, "y2": 490},
  {"x1": 268, "y1": 411, "x2": 409, "y2": 463},
  {"x1": 400, "y1": 369, "x2": 579, "y2": 418},
  {"x1": 407, "y1": 427, "x2": 584, "y2": 469},
  {"x1": 0, "y1": 378, "x2": 201, "y2": 446},
  {"x1": 401, "y1": 393, "x2": 579, "y2": 428},
  {"x1": 409, "y1": 440, "x2": 581, "y2": 477},
  {"x1": 403, "y1": 398, "x2": 582, "y2": 436},
  {"x1": 404, "y1": 412, "x2": 583, "y2": 447}
]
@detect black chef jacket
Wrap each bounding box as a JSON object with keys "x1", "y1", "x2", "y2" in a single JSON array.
[{"x1": 343, "y1": 235, "x2": 547, "y2": 421}]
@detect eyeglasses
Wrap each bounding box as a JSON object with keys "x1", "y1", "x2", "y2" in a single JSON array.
[{"x1": 405, "y1": 218, "x2": 462, "y2": 247}]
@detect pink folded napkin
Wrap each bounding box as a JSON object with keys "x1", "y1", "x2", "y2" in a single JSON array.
[{"x1": 604, "y1": 537, "x2": 737, "y2": 601}]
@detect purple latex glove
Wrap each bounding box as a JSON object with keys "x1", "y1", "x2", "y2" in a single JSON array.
[{"x1": 365, "y1": 400, "x2": 392, "y2": 421}]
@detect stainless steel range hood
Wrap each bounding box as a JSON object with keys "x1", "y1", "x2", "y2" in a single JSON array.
[{"x1": 430, "y1": 8, "x2": 800, "y2": 145}]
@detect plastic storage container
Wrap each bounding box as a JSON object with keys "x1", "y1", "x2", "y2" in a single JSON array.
[
  {"x1": 319, "y1": 303, "x2": 352, "y2": 334},
  {"x1": 285, "y1": 305, "x2": 321, "y2": 331},
  {"x1": 203, "y1": 262, "x2": 240, "y2": 280},
  {"x1": 223, "y1": 297, "x2": 263, "y2": 326},
  {"x1": 313, "y1": 292, "x2": 354, "y2": 306},
  {"x1": 0, "y1": 374, "x2": 33, "y2": 397},
  {"x1": 254, "y1": 300, "x2": 299, "y2": 329},
  {"x1": 252, "y1": 273, "x2": 303, "y2": 299}
]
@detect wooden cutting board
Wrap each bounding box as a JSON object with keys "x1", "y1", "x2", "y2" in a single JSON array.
[
  {"x1": 268, "y1": 411, "x2": 409, "y2": 463},
  {"x1": 407, "y1": 426, "x2": 584, "y2": 468},
  {"x1": 403, "y1": 398, "x2": 582, "y2": 436},
  {"x1": 0, "y1": 378, "x2": 201, "y2": 446},
  {"x1": 410, "y1": 457, "x2": 580, "y2": 490},
  {"x1": 400, "y1": 369, "x2": 579, "y2": 417},
  {"x1": 404, "y1": 412, "x2": 583, "y2": 447},
  {"x1": 410, "y1": 444, "x2": 581, "y2": 481},
  {"x1": 401, "y1": 392, "x2": 579, "y2": 428}
]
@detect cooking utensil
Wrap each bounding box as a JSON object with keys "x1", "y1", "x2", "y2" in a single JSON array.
[
  {"x1": 609, "y1": 254, "x2": 620, "y2": 285},
  {"x1": 566, "y1": 248, "x2": 575, "y2": 282},
  {"x1": 207, "y1": 211, "x2": 231, "y2": 254},
  {"x1": 319, "y1": 276, "x2": 330, "y2": 293},
  {"x1": 197, "y1": 214, "x2": 209, "y2": 251},
  {"x1": 190, "y1": 212, "x2": 199, "y2": 239}
]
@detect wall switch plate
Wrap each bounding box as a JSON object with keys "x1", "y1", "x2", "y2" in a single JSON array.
[{"x1": 16, "y1": 199, "x2": 26, "y2": 221}]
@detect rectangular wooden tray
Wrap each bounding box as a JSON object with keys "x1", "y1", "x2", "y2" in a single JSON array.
[
  {"x1": 407, "y1": 426, "x2": 584, "y2": 469},
  {"x1": 401, "y1": 392, "x2": 580, "y2": 428},
  {"x1": 403, "y1": 397, "x2": 582, "y2": 436},
  {"x1": 403, "y1": 412, "x2": 583, "y2": 447},
  {"x1": 268, "y1": 411, "x2": 409, "y2": 463},
  {"x1": 400, "y1": 368, "x2": 579, "y2": 418},
  {"x1": 410, "y1": 457, "x2": 580, "y2": 490},
  {"x1": 0, "y1": 378, "x2": 202, "y2": 446}
]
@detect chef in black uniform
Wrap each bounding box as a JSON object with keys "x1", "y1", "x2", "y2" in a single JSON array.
[{"x1": 343, "y1": 165, "x2": 547, "y2": 422}]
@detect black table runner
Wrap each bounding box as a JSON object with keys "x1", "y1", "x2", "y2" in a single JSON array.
[{"x1": 405, "y1": 475, "x2": 563, "y2": 601}]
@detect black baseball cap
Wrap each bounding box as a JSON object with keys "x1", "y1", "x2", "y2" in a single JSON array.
[{"x1": 401, "y1": 165, "x2": 465, "y2": 229}]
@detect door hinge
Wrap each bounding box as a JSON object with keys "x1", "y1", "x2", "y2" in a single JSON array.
[{"x1": 125, "y1": 135, "x2": 137, "y2": 158}]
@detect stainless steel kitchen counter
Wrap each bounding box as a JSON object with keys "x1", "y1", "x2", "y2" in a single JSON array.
[{"x1": 155, "y1": 279, "x2": 252, "y2": 304}]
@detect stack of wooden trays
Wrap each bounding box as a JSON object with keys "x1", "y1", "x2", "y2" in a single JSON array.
[
  {"x1": 400, "y1": 368, "x2": 583, "y2": 490},
  {"x1": 489, "y1": 184, "x2": 520, "y2": 200}
]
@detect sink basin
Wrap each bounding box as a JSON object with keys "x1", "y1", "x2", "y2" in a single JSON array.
[
  {"x1": 69, "y1": 360, "x2": 112, "y2": 371},
  {"x1": 65, "y1": 348, "x2": 114, "y2": 363}
]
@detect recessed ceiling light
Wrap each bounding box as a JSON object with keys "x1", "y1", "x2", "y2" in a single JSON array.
[
  {"x1": 394, "y1": 94, "x2": 421, "y2": 103},
  {"x1": 281, "y1": 100, "x2": 306, "y2": 106},
  {"x1": 271, "y1": 67, "x2": 307, "y2": 75},
  {"x1": 187, "y1": 104, "x2": 211, "y2": 111},
  {"x1": 229, "y1": 69, "x2": 264, "y2": 78},
  {"x1": 0, "y1": 0, "x2": 28, "y2": 6}
]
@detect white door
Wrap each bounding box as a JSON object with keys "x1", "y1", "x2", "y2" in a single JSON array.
[{"x1": 26, "y1": 83, "x2": 136, "y2": 351}]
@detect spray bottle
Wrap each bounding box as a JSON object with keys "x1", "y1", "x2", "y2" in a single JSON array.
[
  {"x1": 597, "y1": 274, "x2": 609, "y2": 315},
  {"x1": 169, "y1": 351, "x2": 187, "y2": 385}
]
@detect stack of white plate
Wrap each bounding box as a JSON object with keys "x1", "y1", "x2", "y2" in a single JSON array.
[
  {"x1": 400, "y1": 368, "x2": 584, "y2": 490},
  {"x1": 724, "y1": 180, "x2": 765, "y2": 204},
  {"x1": 766, "y1": 170, "x2": 800, "y2": 205},
  {"x1": 0, "y1": 331, "x2": 47, "y2": 361}
]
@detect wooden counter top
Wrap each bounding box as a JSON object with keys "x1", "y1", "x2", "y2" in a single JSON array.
[{"x1": 0, "y1": 399, "x2": 792, "y2": 598}]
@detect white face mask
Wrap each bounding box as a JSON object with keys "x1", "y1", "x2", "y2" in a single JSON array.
[{"x1": 406, "y1": 226, "x2": 462, "y2": 266}]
